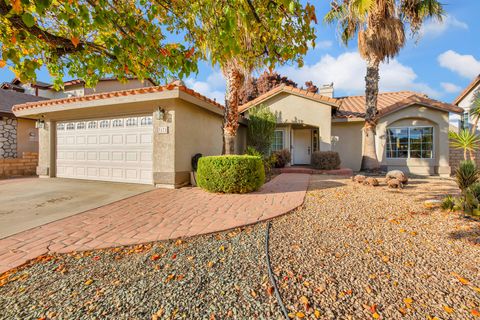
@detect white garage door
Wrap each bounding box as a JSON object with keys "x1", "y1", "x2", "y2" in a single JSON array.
[{"x1": 56, "y1": 115, "x2": 153, "y2": 184}]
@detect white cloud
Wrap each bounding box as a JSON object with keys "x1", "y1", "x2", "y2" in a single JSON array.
[
  {"x1": 441, "y1": 82, "x2": 462, "y2": 93},
  {"x1": 420, "y1": 15, "x2": 468, "y2": 38},
  {"x1": 278, "y1": 52, "x2": 440, "y2": 98},
  {"x1": 185, "y1": 70, "x2": 225, "y2": 103},
  {"x1": 315, "y1": 40, "x2": 333, "y2": 49},
  {"x1": 438, "y1": 50, "x2": 480, "y2": 79}
]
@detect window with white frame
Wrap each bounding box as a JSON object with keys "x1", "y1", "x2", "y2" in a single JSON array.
[
  {"x1": 57, "y1": 123, "x2": 65, "y2": 130},
  {"x1": 76, "y1": 122, "x2": 86, "y2": 130},
  {"x1": 386, "y1": 126, "x2": 433, "y2": 159},
  {"x1": 66, "y1": 123, "x2": 75, "y2": 130},
  {"x1": 87, "y1": 121, "x2": 97, "y2": 129},
  {"x1": 271, "y1": 130, "x2": 284, "y2": 152},
  {"x1": 126, "y1": 118, "x2": 137, "y2": 127}
]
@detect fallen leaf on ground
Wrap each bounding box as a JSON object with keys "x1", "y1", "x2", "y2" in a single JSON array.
[
  {"x1": 443, "y1": 305, "x2": 454, "y2": 314},
  {"x1": 314, "y1": 310, "x2": 321, "y2": 318},
  {"x1": 295, "y1": 312, "x2": 305, "y2": 318},
  {"x1": 471, "y1": 309, "x2": 480, "y2": 317},
  {"x1": 84, "y1": 279, "x2": 93, "y2": 285}
]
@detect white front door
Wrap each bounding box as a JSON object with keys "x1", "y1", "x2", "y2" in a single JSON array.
[
  {"x1": 56, "y1": 115, "x2": 153, "y2": 184},
  {"x1": 293, "y1": 129, "x2": 311, "y2": 165}
]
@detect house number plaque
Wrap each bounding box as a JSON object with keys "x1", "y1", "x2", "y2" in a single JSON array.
[{"x1": 158, "y1": 126, "x2": 169, "y2": 134}]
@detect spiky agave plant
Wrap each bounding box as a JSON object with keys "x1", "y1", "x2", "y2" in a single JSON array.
[
  {"x1": 449, "y1": 130, "x2": 480, "y2": 160},
  {"x1": 455, "y1": 160, "x2": 480, "y2": 192}
]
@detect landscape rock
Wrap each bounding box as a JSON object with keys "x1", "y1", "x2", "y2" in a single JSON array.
[
  {"x1": 386, "y1": 170, "x2": 408, "y2": 184},
  {"x1": 351, "y1": 174, "x2": 366, "y2": 184},
  {"x1": 363, "y1": 177, "x2": 379, "y2": 186},
  {"x1": 387, "y1": 178, "x2": 403, "y2": 189}
]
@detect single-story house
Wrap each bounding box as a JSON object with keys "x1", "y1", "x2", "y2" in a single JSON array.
[
  {"x1": 13, "y1": 84, "x2": 246, "y2": 187},
  {"x1": 12, "y1": 82, "x2": 462, "y2": 187},
  {"x1": 0, "y1": 89, "x2": 48, "y2": 158},
  {"x1": 239, "y1": 85, "x2": 463, "y2": 176}
]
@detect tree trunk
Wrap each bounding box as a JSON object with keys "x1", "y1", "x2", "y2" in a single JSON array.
[
  {"x1": 361, "y1": 59, "x2": 381, "y2": 171},
  {"x1": 470, "y1": 115, "x2": 479, "y2": 135},
  {"x1": 222, "y1": 63, "x2": 244, "y2": 155},
  {"x1": 464, "y1": 148, "x2": 468, "y2": 161}
]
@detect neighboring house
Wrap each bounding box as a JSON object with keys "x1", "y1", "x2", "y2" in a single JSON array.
[
  {"x1": 13, "y1": 84, "x2": 247, "y2": 187},
  {"x1": 12, "y1": 82, "x2": 461, "y2": 187},
  {"x1": 239, "y1": 85, "x2": 463, "y2": 176},
  {"x1": 0, "y1": 90, "x2": 48, "y2": 158},
  {"x1": 1, "y1": 77, "x2": 156, "y2": 99},
  {"x1": 453, "y1": 74, "x2": 480, "y2": 130}
]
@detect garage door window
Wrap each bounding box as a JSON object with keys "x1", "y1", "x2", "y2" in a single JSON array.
[
  {"x1": 386, "y1": 126, "x2": 433, "y2": 159},
  {"x1": 66, "y1": 123, "x2": 75, "y2": 130},
  {"x1": 76, "y1": 122, "x2": 86, "y2": 130},
  {"x1": 141, "y1": 116, "x2": 152, "y2": 126},
  {"x1": 126, "y1": 118, "x2": 137, "y2": 127},
  {"x1": 88, "y1": 121, "x2": 97, "y2": 129},
  {"x1": 112, "y1": 119, "x2": 124, "y2": 127},
  {"x1": 57, "y1": 123, "x2": 65, "y2": 130},
  {"x1": 99, "y1": 120, "x2": 110, "y2": 128}
]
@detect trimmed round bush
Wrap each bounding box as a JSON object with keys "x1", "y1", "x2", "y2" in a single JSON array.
[
  {"x1": 196, "y1": 155, "x2": 265, "y2": 193},
  {"x1": 311, "y1": 151, "x2": 341, "y2": 170}
]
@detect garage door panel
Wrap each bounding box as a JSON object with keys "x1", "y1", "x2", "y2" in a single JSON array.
[{"x1": 56, "y1": 116, "x2": 153, "y2": 184}]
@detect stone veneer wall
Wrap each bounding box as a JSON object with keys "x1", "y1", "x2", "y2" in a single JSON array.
[
  {"x1": 0, "y1": 117, "x2": 18, "y2": 158},
  {"x1": 0, "y1": 152, "x2": 38, "y2": 178}
]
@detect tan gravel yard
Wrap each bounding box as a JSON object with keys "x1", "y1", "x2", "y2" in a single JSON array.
[
  {"x1": 1, "y1": 175, "x2": 479, "y2": 319},
  {"x1": 270, "y1": 175, "x2": 480, "y2": 319}
]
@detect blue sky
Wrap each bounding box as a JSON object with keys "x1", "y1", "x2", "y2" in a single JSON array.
[{"x1": 1, "y1": 0, "x2": 479, "y2": 105}]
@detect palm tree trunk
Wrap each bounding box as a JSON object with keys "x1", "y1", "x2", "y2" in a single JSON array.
[
  {"x1": 470, "y1": 115, "x2": 479, "y2": 135},
  {"x1": 222, "y1": 64, "x2": 243, "y2": 155},
  {"x1": 361, "y1": 59, "x2": 381, "y2": 171}
]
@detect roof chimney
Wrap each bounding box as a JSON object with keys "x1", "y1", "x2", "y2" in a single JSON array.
[{"x1": 319, "y1": 83, "x2": 334, "y2": 98}]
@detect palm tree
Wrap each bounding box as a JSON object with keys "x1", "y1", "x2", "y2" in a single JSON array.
[
  {"x1": 449, "y1": 130, "x2": 480, "y2": 161},
  {"x1": 325, "y1": 0, "x2": 444, "y2": 170}
]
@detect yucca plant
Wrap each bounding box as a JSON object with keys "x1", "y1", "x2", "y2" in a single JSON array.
[
  {"x1": 449, "y1": 130, "x2": 480, "y2": 160},
  {"x1": 455, "y1": 160, "x2": 479, "y2": 192}
]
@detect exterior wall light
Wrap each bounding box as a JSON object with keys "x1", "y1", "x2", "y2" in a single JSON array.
[
  {"x1": 156, "y1": 107, "x2": 166, "y2": 121},
  {"x1": 35, "y1": 119, "x2": 45, "y2": 129}
]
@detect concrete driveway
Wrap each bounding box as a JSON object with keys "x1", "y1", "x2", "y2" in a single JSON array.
[{"x1": 0, "y1": 178, "x2": 154, "y2": 238}]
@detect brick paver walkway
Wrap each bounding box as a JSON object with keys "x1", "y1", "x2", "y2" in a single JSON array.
[{"x1": 0, "y1": 173, "x2": 309, "y2": 273}]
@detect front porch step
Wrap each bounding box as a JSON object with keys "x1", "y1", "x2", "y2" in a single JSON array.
[{"x1": 276, "y1": 167, "x2": 353, "y2": 176}]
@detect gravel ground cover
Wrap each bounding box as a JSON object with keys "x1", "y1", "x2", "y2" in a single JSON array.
[
  {"x1": 270, "y1": 175, "x2": 480, "y2": 319},
  {"x1": 0, "y1": 226, "x2": 280, "y2": 319}
]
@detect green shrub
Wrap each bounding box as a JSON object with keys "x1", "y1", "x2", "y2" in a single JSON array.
[
  {"x1": 246, "y1": 146, "x2": 276, "y2": 177},
  {"x1": 441, "y1": 195, "x2": 456, "y2": 211},
  {"x1": 455, "y1": 160, "x2": 479, "y2": 191},
  {"x1": 311, "y1": 151, "x2": 341, "y2": 170},
  {"x1": 469, "y1": 182, "x2": 480, "y2": 200},
  {"x1": 247, "y1": 105, "x2": 277, "y2": 156},
  {"x1": 273, "y1": 149, "x2": 291, "y2": 168},
  {"x1": 196, "y1": 155, "x2": 265, "y2": 193}
]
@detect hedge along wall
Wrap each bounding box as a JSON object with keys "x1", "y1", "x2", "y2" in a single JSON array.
[{"x1": 0, "y1": 152, "x2": 38, "y2": 178}]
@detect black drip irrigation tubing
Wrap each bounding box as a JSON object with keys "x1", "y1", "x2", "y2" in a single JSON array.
[{"x1": 265, "y1": 221, "x2": 289, "y2": 320}]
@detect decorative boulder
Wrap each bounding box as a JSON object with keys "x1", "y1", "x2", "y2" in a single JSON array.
[
  {"x1": 352, "y1": 174, "x2": 366, "y2": 184},
  {"x1": 385, "y1": 170, "x2": 408, "y2": 185},
  {"x1": 387, "y1": 178, "x2": 403, "y2": 189},
  {"x1": 363, "y1": 177, "x2": 379, "y2": 186}
]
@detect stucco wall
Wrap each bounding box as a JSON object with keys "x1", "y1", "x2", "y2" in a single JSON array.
[
  {"x1": 375, "y1": 105, "x2": 450, "y2": 176},
  {"x1": 259, "y1": 93, "x2": 333, "y2": 151},
  {"x1": 174, "y1": 100, "x2": 223, "y2": 185},
  {"x1": 235, "y1": 124, "x2": 247, "y2": 154},
  {"x1": 16, "y1": 118, "x2": 38, "y2": 155},
  {"x1": 331, "y1": 121, "x2": 364, "y2": 171}
]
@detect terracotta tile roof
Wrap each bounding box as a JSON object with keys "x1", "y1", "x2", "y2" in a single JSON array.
[
  {"x1": 453, "y1": 74, "x2": 480, "y2": 105},
  {"x1": 12, "y1": 84, "x2": 223, "y2": 113},
  {"x1": 335, "y1": 91, "x2": 463, "y2": 119},
  {"x1": 238, "y1": 84, "x2": 338, "y2": 112},
  {"x1": 0, "y1": 90, "x2": 49, "y2": 115}
]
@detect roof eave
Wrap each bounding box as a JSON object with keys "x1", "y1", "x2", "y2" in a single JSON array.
[{"x1": 13, "y1": 89, "x2": 180, "y2": 118}]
